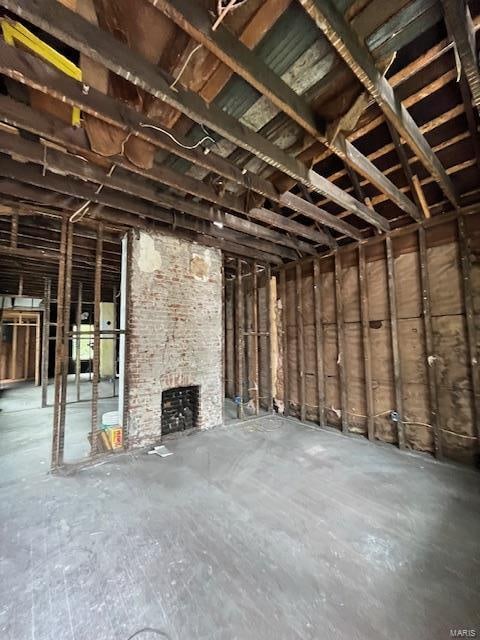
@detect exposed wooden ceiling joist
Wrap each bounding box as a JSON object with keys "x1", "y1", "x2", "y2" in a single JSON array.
[
  {"x1": 149, "y1": 0, "x2": 420, "y2": 222},
  {"x1": 0, "y1": 0, "x2": 391, "y2": 231},
  {"x1": 297, "y1": 0, "x2": 459, "y2": 209}
]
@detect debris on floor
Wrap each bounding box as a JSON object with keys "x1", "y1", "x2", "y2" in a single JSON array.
[{"x1": 148, "y1": 445, "x2": 173, "y2": 458}]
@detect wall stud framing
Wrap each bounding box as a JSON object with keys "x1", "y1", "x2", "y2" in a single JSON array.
[
  {"x1": 313, "y1": 258, "x2": 326, "y2": 427},
  {"x1": 386, "y1": 236, "x2": 406, "y2": 449},
  {"x1": 252, "y1": 262, "x2": 260, "y2": 415},
  {"x1": 358, "y1": 245, "x2": 374, "y2": 441},
  {"x1": 335, "y1": 252, "x2": 348, "y2": 433},
  {"x1": 76, "y1": 281, "x2": 82, "y2": 402},
  {"x1": 295, "y1": 263, "x2": 306, "y2": 421},
  {"x1": 279, "y1": 268, "x2": 289, "y2": 416},
  {"x1": 265, "y1": 263, "x2": 274, "y2": 413},
  {"x1": 90, "y1": 222, "x2": 103, "y2": 455},
  {"x1": 235, "y1": 258, "x2": 244, "y2": 419}
]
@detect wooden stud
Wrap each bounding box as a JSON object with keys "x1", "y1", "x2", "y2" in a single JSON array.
[
  {"x1": 112, "y1": 283, "x2": 117, "y2": 398},
  {"x1": 279, "y1": 269, "x2": 289, "y2": 417},
  {"x1": 335, "y1": 252, "x2": 348, "y2": 433},
  {"x1": 418, "y1": 227, "x2": 443, "y2": 458},
  {"x1": 23, "y1": 321, "x2": 30, "y2": 380},
  {"x1": 235, "y1": 258, "x2": 244, "y2": 419},
  {"x1": 313, "y1": 258, "x2": 326, "y2": 428},
  {"x1": 457, "y1": 215, "x2": 480, "y2": 444},
  {"x1": 252, "y1": 262, "x2": 259, "y2": 415},
  {"x1": 265, "y1": 264, "x2": 274, "y2": 413},
  {"x1": 295, "y1": 263, "x2": 306, "y2": 421},
  {"x1": 412, "y1": 175, "x2": 431, "y2": 219},
  {"x1": 58, "y1": 221, "x2": 73, "y2": 459},
  {"x1": 386, "y1": 236, "x2": 406, "y2": 449},
  {"x1": 11, "y1": 312, "x2": 17, "y2": 380},
  {"x1": 51, "y1": 218, "x2": 67, "y2": 469},
  {"x1": 41, "y1": 278, "x2": 51, "y2": 408},
  {"x1": 358, "y1": 245, "x2": 374, "y2": 441},
  {"x1": 91, "y1": 223, "x2": 103, "y2": 454},
  {"x1": 76, "y1": 282, "x2": 82, "y2": 403},
  {"x1": 34, "y1": 313, "x2": 41, "y2": 386}
]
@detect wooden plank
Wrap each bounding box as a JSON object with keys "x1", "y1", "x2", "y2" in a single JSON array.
[
  {"x1": 0, "y1": 244, "x2": 59, "y2": 261},
  {"x1": 252, "y1": 262, "x2": 259, "y2": 415},
  {"x1": 418, "y1": 227, "x2": 443, "y2": 458},
  {"x1": 265, "y1": 264, "x2": 274, "y2": 413},
  {"x1": 235, "y1": 258, "x2": 244, "y2": 419},
  {"x1": 412, "y1": 175, "x2": 431, "y2": 219},
  {"x1": 299, "y1": 0, "x2": 458, "y2": 208},
  {"x1": 51, "y1": 218, "x2": 67, "y2": 469},
  {"x1": 23, "y1": 323, "x2": 30, "y2": 380},
  {"x1": 335, "y1": 252, "x2": 348, "y2": 433},
  {"x1": 41, "y1": 277, "x2": 51, "y2": 407},
  {"x1": 90, "y1": 223, "x2": 103, "y2": 455},
  {"x1": 58, "y1": 221, "x2": 73, "y2": 463},
  {"x1": 76, "y1": 282, "x2": 82, "y2": 403},
  {"x1": 279, "y1": 269, "x2": 289, "y2": 416},
  {"x1": 151, "y1": 0, "x2": 419, "y2": 221},
  {"x1": 385, "y1": 236, "x2": 406, "y2": 449},
  {"x1": 442, "y1": 0, "x2": 480, "y2": 112},
  {"x1": 457, "y1": 215, "x2": 480, "y2": 443},
  {"x1": 358, "y1": 245, "x2": 374, "y2": 441},
  {"x1": 313, "y1": 258, "x2": 326, "y2": 428},
  {"x1": 249, "y1": 207, "x2": 334, "y2": 246},
  {"x1": 295, "y1": 263, "x2": 306, "y2": 421},
  {"x1": 34, "y1": 314, "x2": 41, "y2": 386},
  {"x1": 0, "y1": 5, "x2": 391, "y2": 231}
]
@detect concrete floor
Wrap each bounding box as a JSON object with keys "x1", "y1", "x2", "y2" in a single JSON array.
[{"x1": 0, "y1": 411, "x2": 479, "y2": 640}]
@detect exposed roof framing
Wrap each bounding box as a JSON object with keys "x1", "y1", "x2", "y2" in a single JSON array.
[
  {"x1": 298, "y1": 0, "x2": 459, "y2": 208},
  {"x1": 0, "y1": 0, "x2": 391, "y2": 232},
  {"x1": 441, "y1": 0, "x2": 480, "y2": 113},
  {"x1": 148, "y1": 0, "x2": 420, "y2": 222}
]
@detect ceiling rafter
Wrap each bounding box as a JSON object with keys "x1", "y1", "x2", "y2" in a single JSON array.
[
  {"x1": 297, "y1": 0, "x2": 459, "y2": 209},
  {"x1": 0, "y1": 0, "x2": 390, "y2": 232},
  {"x1": 149, "y1": 0, "x2": 420, "y2": 222}
]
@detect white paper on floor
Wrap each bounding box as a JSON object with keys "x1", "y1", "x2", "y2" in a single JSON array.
[{"x1": 147, "y1": 445, "x2": 173, "y2": 458}]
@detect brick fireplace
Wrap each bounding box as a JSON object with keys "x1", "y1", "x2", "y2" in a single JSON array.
[{"x1": 125, "y1": 230, "x2": 223, "y2": 447}]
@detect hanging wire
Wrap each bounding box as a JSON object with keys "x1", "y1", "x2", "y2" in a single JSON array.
[{"x1": 138, "y1": 122, "x2": 215, "y2": 150}]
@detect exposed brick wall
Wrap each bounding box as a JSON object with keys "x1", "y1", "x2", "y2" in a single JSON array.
[{"x1": 126, "y1": 230, "x2": 223, "y2": 447}]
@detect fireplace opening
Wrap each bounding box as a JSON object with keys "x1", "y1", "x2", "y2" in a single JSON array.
[{"x1": 161, "y1": 385, "x2": 199, "y2": 435}]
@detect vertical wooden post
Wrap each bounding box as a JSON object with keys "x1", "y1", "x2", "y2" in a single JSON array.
[
  {"x1": 91, "y1": 223, "x2": 103, "y2": 455},
  {"x1": 51, "y1": 219, "x2": 67, "y2": 469},
  {"x1": 358, "y1": 245, "x2": 374, "y2": 441},
  {"x1": 335, "y1": 252, "x2": 348, "y2": 433},
  {"x1": 280, "y1": 268, "x2": 289, "y2": 416},
  {"x1": 252, "y1": 262, "x2": 259, "y2": 414},
  {"x1": 458, "y1": 215, "x2": 480, "y2": 445},
  {"x1": 265, "y1": 264, "x2": 273, "y2": 413},
  {"x1": 221, "y1": 263, "x2": 226, "y2": 423},
  {"x1": 24, "y1": 321, "x2": 30, "y2": 380},
  {"x1": 58, "y1": 222, "x2": 73, "y2": 458},
  {"x1": 112, "y1": 283, "x2": 117, "y2": 397},
  {"x1": 313, "y1": 258, "x2": 326, "y2": 427},
  {"x1": 11, "y1": 315, "x2": 18, "y2": 380},
  {"x1": 34, "y1": 313, "x2": 41, "y2": 386},
  {"x1": 41, "y1": 278, "x2": 51, "y2": 408},
  {"x1": 386, "y1": 236, "x2": 406, "y2": 449},
  {"x1": 295, "y1": 263, "x2": 306, "y2": 421},
  {"x1": 418, "y1": 227, "x2": 442, "y2": 457},
  {"x1": 76, "y1": 282, "x2": 82, "y2": 402},
  {"x1": 235, "y1": 258, "x2": 244, "y2": 419}
]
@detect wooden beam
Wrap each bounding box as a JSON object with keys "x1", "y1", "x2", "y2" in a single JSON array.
[
  {"x1": 412, "y1": 175, "x2": 431, "y2": 220},
  {"x1": 0, "y1": 4, "x2": 390, "y2": 231},
  {"x1": 457, "y1": 215, "x2": 480, "y2": 445},
  {"x1": 313, "y1": 258, "x2": 326, "y2": 428},
  {"x1": 150, "y1": 0, "x2": 419, "y2": 221},
  {"x1": 358, "y1": 245, "x2": 374, "y2": 441},
  {"x1": 299, "y1": 0, "x2": 458, "y2": 208},
  {"x1": 279, "y1": 269, "x2": 289, "y2": 416},
  {"x1": 58, "y1": 221, "x2": 73, "y2": 454},
  {"x1": 40, "y1": 277, "x2": 51, "y2": 408},
  {"x1": 295, "y1": 263, "x2": 306, "y2": 421},
  {"x1": 335, "y1": 252, "x2": 348, "y2": 434},
  {"x1": 90, "y1": 223, "x2": 103, "y2": 455},
  {"x1": 252, "y1": 262, "x2": 259, "y2": 415},
  {"x1": 418, "y1": 227, "x2": 443, "y2": 458},
  {"x1": 0, "y1": 244, "x2": 59, "y2": 261},
  {"x1": 249, "y1": 207, "x2": 333, "y2": 246},
  {"x1": 235, "y1": 258, "x2": 244, "y2": 419},
  {"x1": 442, "y1": 0, "x2": 480, "y2": 112},
  {"x1": 385, "y1": 237, "x2": 406, "y2": 449}
]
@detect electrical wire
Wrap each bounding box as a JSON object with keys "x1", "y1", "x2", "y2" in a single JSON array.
[
  {"x1": 126, "y1": 629, "x2": 170, "y2": 640},
  {"x1": 139, "y1": 122, "x2": 215, "y2": 150}
]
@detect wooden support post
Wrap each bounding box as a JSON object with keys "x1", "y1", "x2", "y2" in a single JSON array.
[
  {"x1": 235, "y1": 258, "x2": 244, "y2": 419},
  {"x1": 458, "y1": 215, "x2": 480, "y2": 445},
  {"x1": 335, "y1": 252, "x2": 348, "y2": 433},
  {"x1": 34, "y1": 314, "x2": 41, "y2": 386},
  {"x1": 91, "y1": 223, "x2": 103, "y2": 454},
  {"x1": 280, "y1": 269, "x2": 289, "y2": 416},
  {"x1": 412, "y1": 175, "x2": 431, "y2": 219},
  {"x1": 11, "y1": 312, "x2": 17, "y2": 380},
  {"x1": 41, "y1": 278, "x2": 51, "y2": 408},
  {"x1": 418, "y1": 227, "x2": 443, "y2": 458},
  {"x1": 112, "y1": 283, "x2": 117, "y2": 398},
  {"x1": 76, "y1": 282, "x2": 82, "y2": 402},
  {"x1": 358, "y1": 245, "x2": 374, "y2": 441},
  {"x1": 295, "y1": 263, "x2": 306, "y2": 421},
  {"x1": 313, "y1": 258, "x2": 326, "y2": 428},
  {"x1": 386, "y1": 236, "x2": 406, "y2": 449},
  {"x1": 265, "y1": 264, "x2": 274, "y2": 413},
  {"x1": 58, "y1": 221, "x2": 73, "y2": 458},
  {"x1": 24, "y1": 321, "x2": 30, "y2": 380},
  {"x1": 10, "y1": 211, "x2": 18, "y2": 247},
  {"x1": 51, "y1": 219, "x2": 67, "y2": 469},
  {"x1": 252, "y1": 262, "x2": 259, "y2": 415}
]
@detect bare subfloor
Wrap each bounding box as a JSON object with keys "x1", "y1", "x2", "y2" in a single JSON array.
[{"x1": 0, "y1": 414, "x2": 479, "y2": 640}]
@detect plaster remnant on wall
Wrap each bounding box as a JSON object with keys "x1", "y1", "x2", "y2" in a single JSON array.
[
  {"x1": 136, "y1": 232, "x2": 162, "y2": 273},
  {"x1": 190, "y1": 251, "x2": 211, "y2": 281}
]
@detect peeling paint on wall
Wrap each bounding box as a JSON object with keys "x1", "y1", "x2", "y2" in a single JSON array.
[
  {"x1": 190, "y1": 251, "x2": 211, "y2": 281},
  {"x1": 136, "y1": 232, "x2": 162, "y2": 273}
]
